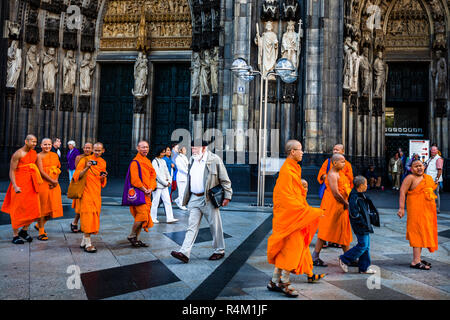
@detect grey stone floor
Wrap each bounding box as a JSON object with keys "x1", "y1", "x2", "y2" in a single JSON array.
[{"x1": 0, "y1": 193, "x2": 449, "y2": 300}]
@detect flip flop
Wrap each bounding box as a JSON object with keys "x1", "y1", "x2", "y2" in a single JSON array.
[{"x1": 410, "y1": 262, "x2": 430, "y2": 270}]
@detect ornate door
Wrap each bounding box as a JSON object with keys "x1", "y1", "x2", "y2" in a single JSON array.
[
  {"x1": 151, "y1": 63, "x2": 190, "y2": 155},
  {"x1": 98, "y1": 63, "x2": 134, "y2": 177}
]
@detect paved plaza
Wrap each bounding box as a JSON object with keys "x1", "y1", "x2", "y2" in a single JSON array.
[{"x1": 0, "y1": 185, "x2": 449, "y2": 300}]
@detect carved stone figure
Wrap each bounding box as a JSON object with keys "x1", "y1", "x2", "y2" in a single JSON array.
[
  {"x1": 343, "y1": 37, "x2": 353, "y2": 90},
  {"x1": 200, "y1": 50, "x2": 211, "y2": 96},
  {"x1": 43, "y1": 47, "x2": 58, "y2": 93},
  {"x1": 210, "y1": 47, "x2": 219, "y2": 94},
  {"x1": 282, "y1": 0, "x2": 299, "y2": 21},
  {"x1": 351, "y1": 40, "x2": 360, "y2": 92},
  {"x1": 63, "y1": 50, "x2": 77, "y2": 94},
  {"x1": 6, "y1": 40, "x2": 22, "y2": 88},
  {"x1": 191, "y1": 51, "x2": 201, "y2": 96},
  {"x1": 373, "y1": 51, "x2": 387, "y2": 98},
  {"x1": 24, "y1": 45, "x2": 40, "y2": 90},
  {"x1": 261, "y1": 0, "x2": 279, "y2": 21},
  {"x1": 80, "y1": 52, "x2": 96, "y2": 95},
  {"x1": 281, "y1": 21, "x2": 301, "y2": 70},
  {"x1": 132, "y1": 52, "x2": 148, "y2": 97},
  {"x1": 255, "y1": 21, "x2": 279, "y2": 79},
  {"x1": 433, "y1": 50, "x2": 447, "y2": 99},
  {"x1": 359, "y1": 47, "x2": 372, "y2": 97}
]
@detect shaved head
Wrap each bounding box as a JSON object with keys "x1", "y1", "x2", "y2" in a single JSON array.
[
  {"x1": 137, "y1": 140, "x2": 149, "y2": 147},
  {"x1": 41, "y1": 138, "x2": 52, "y2": 144},
  {"x1": 26, "y1": 134, "x2": 37, "y2": 141},
  {"x1": 94, "y1": 142, "x2": 104, "y2": 149},
  {"x1": 331, "y1": 153, "x2": 345, "y2": 163},
  {"x1": 285, "y1": 139, "x2": 301, "y2": 154},
  {"x1": 333, "y1": 144, "x2": 345, "y2": 154}
]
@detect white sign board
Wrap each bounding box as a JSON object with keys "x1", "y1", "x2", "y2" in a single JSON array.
[
  {"x1": 409, "y1": 140, "x2": 430, "y2": 163},
  {"x1": 261, "y1": 157, "x2": 286, "y2": 175}
]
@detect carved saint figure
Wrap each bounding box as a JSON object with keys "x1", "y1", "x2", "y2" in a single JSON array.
[
  {"x1": 43, "y1": 47, "x2": 58, "y2": 93},
  {"x1": 6, "y1": 40, "x2": 22, "y2": 88},
  {"x1": 63, "y1": 50, "x2": 77, "y2": 94},
  {"x1": 281, "y1": 21, "x2": 301, "y2": 70},
  {"x1": 210, "y1": 47, "x2": 219, "y2": 94},
  {"x1": 359, "y1": 47, "x2": 372, "y2": 97},
  {"x1": 343, "y1": 37, "x2": 353, "y2": 90},
  {"x1": 191, "y1": 51, "x2": 201, "y2": 96},
  {"x1": 80, "y1": 52, "x2": 96, "y2": 95},
  {"x1": 132, "y1": 52, "x2": 148, "y2": 97},
  {"x1": 350, "y1": 40, "x2": 360, "y2": 92},
  {"x1": 373, "y1": 51, "x2": 388, "y2": 98},
  {"x1": 255, "y1": 21, "x2": 278, "y2": 79},
  {"x1": 24, "y1": 45, "x2": 40, "y2": 90},
  {"x1": 200, "y1": 50, "x2": 211, "y2": 96},
  {"x1": 433, "y1": 50, "x2": 447, "y2": 99}
]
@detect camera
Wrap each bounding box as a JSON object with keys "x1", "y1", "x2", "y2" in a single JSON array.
[{"x1": 90, "y1": 160, "x2": 97, "y2": 165}]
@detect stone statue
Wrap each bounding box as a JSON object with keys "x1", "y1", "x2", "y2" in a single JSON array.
[
  {"x1": 200, "y1": 50, "x2": 211, "y2": 96},
  {"x1": 63, "y1": 50, "x2": 77, "y2": 94},
  {"x1": 373, "y1": 51, "x2": 388, "y2": 98},
  {"x1": 281, "y1": 21, "x2": 301, "y2": 70},
  {"x1": 210, "y1": 47, "x2": 219, "y2": 94},
  {"x1": 359, "y1": 47, "x2": 372, "y2": 97},
  {"x1": 433, "y1": 50, "x2": 447, "y2": 99},
  {"x1": 6, "y1": 40, "x2": 22, "y2": 88},
  {"x1": 24, "y1": 45, "x2": 39, "y2": 90},
  {"x1": 80, "y1": 52, "x2": 96, "y2": 95},
  {"x1": 191, "y1": 51, "x2": 201, "y2": 96},
  {"x1": 43, "y1": 47, "x2": 58, "y2": 93},
  {"x1": 132, "y1": 52, "x2": 148, "y2": 97},
  {"x1": 350, "y1": 40, "x2": 360, "y2": 92},
  {"x1": 261, "y1": 0, "x2": 279, "y2": 21},
  {"x1": 255, "y1": 21, "x2": 278, "y2": 79},
  {"x1": 343, "y1": 37, "x2": 353, "y2": 90}
]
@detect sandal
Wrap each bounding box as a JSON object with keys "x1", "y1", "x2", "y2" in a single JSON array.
[
  {"x1": 18, "y1": 229, "x2": 32, "y2": 242},
  {"x1": 328, "y1": 242, "x2": 341, "y2": 248},
  {"x1": 410, "y1": 262, "x2": 430, "y2": 270},
  {"x1": 278, "y1": 281, "x2": 299, "y2": 297},
  {"x1": 308, "y1": 273, "x2": 326, "y2": 283},
  {"x1": 313, "y1": 258, "x2": 328, "y2": 267},
  {"x1": 136, "y1": 240, "x2": 149, "y2": 247},
  {"x1": 322, "y1": 241, "x2": 328, "y2": 248},
  {"x1": 70, "y1": 223, "x2": 79, "y2": 233},
  {"x1": 421, "y1": 260, "x2": 432, "y2": 267},
  {"x1": 37, "y1": 233, "x2": 48, "y2": 241},
  {"x1": 84, "y1": 245, "x2": 97, "y2": 253},
  {"x1": 267, "y1": 280, "x2": 282, "y2": 292},
  {"x1": 12, "y1": 236, "x2": 24, "y2": 244},
  {"x1": 127, "y1": 236, "x2": 140, "y2": 248}
]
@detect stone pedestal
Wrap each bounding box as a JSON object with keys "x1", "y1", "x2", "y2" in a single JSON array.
[
  {"x1": 78, "y1": 95, "x2": 91, "y2": 113},
  {"x1": 22, "y1": 89, "x2": 34, "y2": 109},
  {"x1": 134, "y1": 96, "x2": 146, "y2": 114},
  {"x1": 60, "y1": 93, "x2": 73, "y2": 111},
  {"x1": 41, "y1": 92, "x2": 55, "y2": 110}
]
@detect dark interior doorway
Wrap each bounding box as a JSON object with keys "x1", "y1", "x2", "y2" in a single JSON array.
[{"x1": 98, "y1": 63, "x2": 134, "y2": 178}]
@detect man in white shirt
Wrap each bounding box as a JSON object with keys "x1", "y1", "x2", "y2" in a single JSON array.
[
  {"x1": 175, "y1": 146, "x2": 189, "y2": 210},
  {"x1": 425, "y1": 146, "x2": 444, "y2": 213},
  {"x1": 171, "y1": 140, "x2": 232, "y2": 263},
  {"x1": 151, "y1": 146, "x2": 178, "y2": 223}
]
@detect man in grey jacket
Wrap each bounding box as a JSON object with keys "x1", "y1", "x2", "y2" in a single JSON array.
[{"x1": 171, "y1": 140, "x2": 232, "y2": 263}]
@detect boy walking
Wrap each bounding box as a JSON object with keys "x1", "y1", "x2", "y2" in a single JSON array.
[{"x1": 338, "y1": 176, "x2": 378, "y2": 274}]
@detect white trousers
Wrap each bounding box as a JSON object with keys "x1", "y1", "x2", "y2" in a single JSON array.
[
  {"x1": 175, "y1": 180, "x2": 187, "y2": 206},
  {"x1": 151, "y1": 187, "x2": 174, "y2": 221}
]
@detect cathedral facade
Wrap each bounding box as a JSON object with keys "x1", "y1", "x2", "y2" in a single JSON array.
[{"x1": 1, "y1": 0, "x2": 449, "y2": 192}]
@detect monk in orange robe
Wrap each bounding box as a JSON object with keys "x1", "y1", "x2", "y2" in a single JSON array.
[
  {"x1": 127, "y1": 140, "x2": 157, "y2": 247},
  {"x1": 398, "y1": 159, "x2": 438, "y2": 270},
  {"x1": 34, "y1": 138, "x2": 64, "y2": 241},
  {"x1": 1, "y1": 135, "x2": 42, "y2": 244},
  {"x1": 312, "y1": 153, "x2": 353, "y2": 267},
  {"x1": 267, "y1": 140, "x2": 325, "y2": 298},
  {"x1": 73, "y1": 142, "x2": 107, "y2": 253},
  {"x1": 70, "y1": 142, "x2": 93, "y2": 233}
]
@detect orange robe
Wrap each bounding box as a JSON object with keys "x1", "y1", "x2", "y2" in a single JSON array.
[
  {"x1": 267, "y1": 158, "x2": 324, "y2": 275},
  {"x1": 2, "y1": 150, "x2": 42, "y2": 229},
  {"x1": 318, "y1": 172, "x2": 353, "y2": 246},
  {"x1": 72, "y1": 155, "x2": 87, "y2": 214},
  {"x1": 406, "y1": 174, "x2": 438, "y2": 252},
  {"x1": 129, "y1": 153, "x2": 157, "y2": 232},
  {"x1": 317, "y1": 159, "x2": 354, "y2": 188},
  {"x1": 73, "y1": 156, "x2": 107, "y2": 234},
  {"x1": 39, "y1": 152, "x2": 63, "y2": 218}
]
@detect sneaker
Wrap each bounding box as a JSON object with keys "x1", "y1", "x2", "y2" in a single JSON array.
[
  {"x1": 338, "y1": 258, "x2": 349, "y2": 273},
  {"x1": 167, "y1": 218, "x2": 179, "y2": 224},
  {"x1": 360, "y1": 267, "x2": 377, "y2": 274},
  {"x1": 152, "y1": 220, "x2": 160, "y2": 224},
  {"x1": 180, "y1": 206, "x2": 188, "y2": 211}
]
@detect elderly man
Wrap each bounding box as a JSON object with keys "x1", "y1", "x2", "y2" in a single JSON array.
[
  {"x1": 171, "y1": 140, "x2": 232, "y2": 263},
  {"x1": 66, "y1": 140, "x2": 80, "y2": 181},
  {"x1": 424, "y1": 146, "x2": 444, "y2": 213},
  {"x1": 2, "y1": 135, "x2": 42, "y2": 244},
  {"x1": 267, "y1": 140, "x2": 325, "y2": 297}
]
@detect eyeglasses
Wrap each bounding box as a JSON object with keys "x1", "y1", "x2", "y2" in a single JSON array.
[{"x1": 292, "y1": 148, "x2": 303, "y2": 151}]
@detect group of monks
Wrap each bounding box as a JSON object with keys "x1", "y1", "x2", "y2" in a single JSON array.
[{"x1": 267, "y1": 140, "x2": 440, "y2": 297}]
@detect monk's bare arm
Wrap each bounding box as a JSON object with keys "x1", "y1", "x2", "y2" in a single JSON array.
[
  {"x1": 9, "y1": 151, "x2": 21, "y2": 193},
  {"x1": 36, "y1": 153, "x2": 58, "y2": 185},
  {"x1": 397, "y1": 175, "x2": 413, "y2": 218},
  {"x1": 328, "y1": 172, "x2": 348, "y2": 207},
  {"x1": 74, "y1": 155, "x2": 83, "y2": 167},
  {"x1": 77, "y1": 159, "x2": 92, "y2": 179}
]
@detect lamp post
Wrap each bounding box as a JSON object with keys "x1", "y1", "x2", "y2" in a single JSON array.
[{"x1": 231, "y1": 58, "x2": 297, "y2": 206}]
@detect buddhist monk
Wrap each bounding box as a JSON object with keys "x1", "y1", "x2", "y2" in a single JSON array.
[
  {"x1": 73, "y1": 142, "x2": 107, "y2": 253},
  {"x1": 267, "y1": 140, "x2": 325, "y2": 298},
  {"x1": 1, "y1": 135, "x2": 42, "y2": 244},
  {"x1": 127, "y1": 140, "x2": 157, "y2": 247},
  {"x1": 70, "y1": 142, "x2": 93, "y2": 233},
  {"x1": 398, "y1": 159, "x2": 438, "y2": 270},
  {"x1": 312, "y1": 153, "x2": 353, "y2": 267},
  {"x1": 34, "y1": 138, "x2": 63, "y2": 241},
  {"x1": 317, "y1": 144, "x2": 353, "y2": 248}
]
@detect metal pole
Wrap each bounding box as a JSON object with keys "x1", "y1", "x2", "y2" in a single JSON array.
[
  {"x1": 257, "y1": 74, "x2": 264, "y2": 206},
  {"x1": 261, "y1": 75, "x2": 269, "y2": 206}
]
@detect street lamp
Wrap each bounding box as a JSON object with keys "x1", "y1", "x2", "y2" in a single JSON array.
[{"x1": 231, "y1": 57, "x2": 297, "y2": 206}]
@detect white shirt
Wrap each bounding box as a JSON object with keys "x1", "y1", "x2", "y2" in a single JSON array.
[
  {"x1": 425, "y1": 155, "x2": 443, "y2": 182},
  {"x1": 175, "y1": 153, "x2": 189, "y2": 182},
  {"x1": 190, "y1": 151, "x2": 208, "y2": 194},
  {"x1": 152, "y1": 157, "x2": 171, "y2": 188}
]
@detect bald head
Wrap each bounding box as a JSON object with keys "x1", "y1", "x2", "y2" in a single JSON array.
[
  {"x1": 285, "y1": 140, "x2": 301, "y2": 154},
  {"x1": 137, "y1": 140, "x2": 150, "y2": 157},
  {"x1": 94, "y1": 142, "x2": 104, "y2": 149},
  {"x1": 41, "y1": 138, "x2": 52, "y2": 144},
  {"x1": 26, "y1": 134, "x2": 37, "y2": 141},
  {"x1": 137, "y1": 140, "x2": 149, "y2": 148},
  {"x1": 331, "y1": 153, "x2": 345, "y2": 164},
  {"x1": 333, "y1": 144, "x2": 345, "y2": 154},
  {"x1": 92, "y1": 142, "x2": 105, "y2": 158},
  {"x1": 285, "y1": 140, "x2": 303, "y2": 162},
  {"x1": 41, "y1": 138, "x2": 52, "y2": 152}
]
